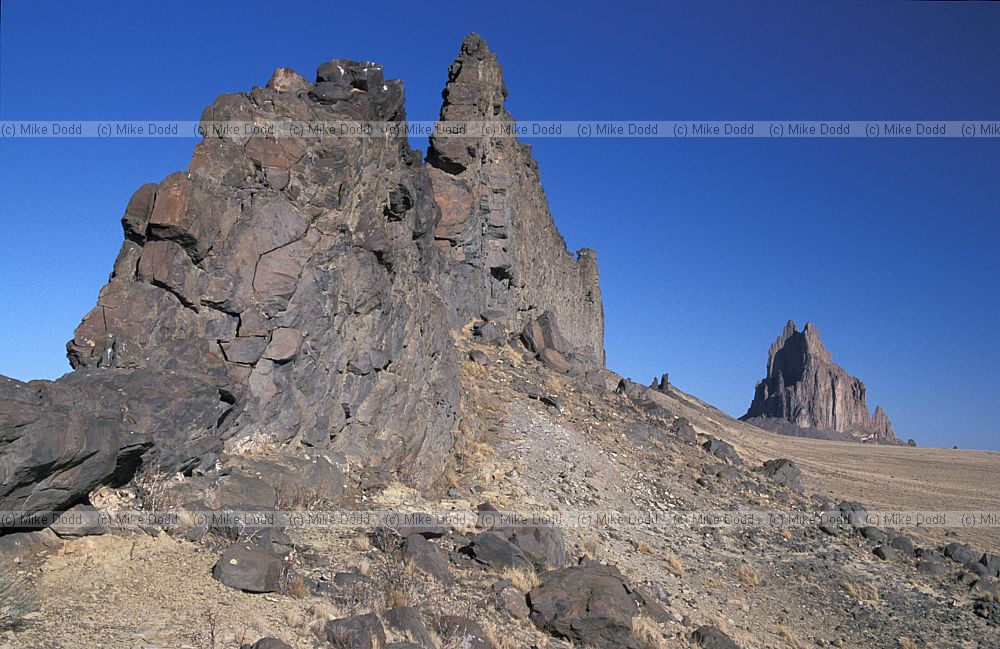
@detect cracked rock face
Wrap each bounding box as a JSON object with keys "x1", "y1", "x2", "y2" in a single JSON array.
[
  {"x1": 741, "y1": 320, "x2": 900, "y2": 444},
  {"x1": 427, "y1": 34, "x2": 605, "y2": 366},
  {"x1": 1, "y1": 33, "x2": 607, "y2": 515},
  {"x1": 65, "y1": 56, "x2": 459, "y2": 487}
]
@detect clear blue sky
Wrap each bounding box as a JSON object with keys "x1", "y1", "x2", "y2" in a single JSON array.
[{"x1": 1, "y1": 1, "x2": 998, "y2": 449}]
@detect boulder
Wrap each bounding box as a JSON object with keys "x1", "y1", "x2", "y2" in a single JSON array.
[
  {"x1": 760, "y1": 459, "x2": 804, "y2": 493},
  {"x1": 944, "y1": 543, "x2": 976, "y2": 565},
  {"x1": 437, "y1": 616, "x2": 494, "y2": 649},
  {"x1": 528, "y1": 561, "x2": 639, "y2": 648},
  {"x1": 891, "y1": 535, "x2": 916, "y2": 556},
  {"x1": 981, "y1": 553, "x2": 1000, "y2": 578},
  {"x1": 245, "y1": 639, "x2": 292, "y2": 649},
  {"x1": 702, "y1": 438, "x2": 742, "y2": 465},
  {"x1": 494, "y1": 581, "x2": 530, "y2": 618},
  {"x1": 462, "y1": 532, "x2": 532, "y2": 571},
  {"x1": 324, "y1": 614, "x2": 386, "y2": 649},
  {"x1": 691, "y1": 625, "x2": 739, "y2": 649},
  {"x1": 212, "y1": 543, "x2": 283, "y2": 593},
  {"x1": 384, "y1": 607, "x2": 434, "y2": 648},
  {"x1": 488, "y1": 524, "x2": 567, "y2": 571},
  {"x1": 672, "y1": 417, "x2": 698, "y2": 445},
  {"x1": 874, "y1": 546, "x2": 897, "y2": 561},
  {"x1": 860, "y1": 527, "x2": 887, "y2": 544},
  {"x1": 402, "y1": 534, "x2": 454, "y2": 586},
  {"x1": 49, "y1": 504, "x2": 107, "y2": 538}
]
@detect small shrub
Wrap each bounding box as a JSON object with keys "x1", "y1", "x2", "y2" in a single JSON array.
[
  {"x1": 632, "y1": 615, "x2": 667, "y2": 649},
  {"x1": 665, "y1": 554, "x2": 684, "y2": 577},
  {"x1": 776, "y1": 624, "x2": 809, "y2": 649},
  {"x1": 133, "y1": 462, "x2": 178, "y2": 514},
  {"x1": 736, "y1": 564, "x2": 761, "y2": 588},
  {"x1": 500, "y1": 565, "x2": 540, "y2": 594},
  {"x1": 843, "y1": 580, "x2": 880, "y2": 602},
  {"x1": 0, "y1": 569, "x2": 38, "y2": 630}
]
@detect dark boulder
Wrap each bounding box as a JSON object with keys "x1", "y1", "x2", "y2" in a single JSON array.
[
  {"x1": 528, "y1": 561, "x2": 640, "y2": 648},
  {"x1": 691, "y1": 625, "x2": 739, "y2": 649},
  {"x1": 384, "y1": 607, "x2": 434, "y2": 648},
  {"x1": 324, "y1": 614, "x2": 386, "y2": 649},
  {"x1": 436, "y1": 616, "x2": 495, "y2": 649},
  {"x1": 49, "y1": 504, "x2": 107, "y2": 538},
  {"x1": 760, "y1": 459, "x2": 804, "y2": 494},
  {"x1": 672, "y1": 417, "x2": 698, "y2": 445},
  {"x1": 212, "y1": 543, "x2": 283, "y2": 593},
  {"x1": 702, "y1": 438, "x2": 741, "y2": 465},
  {"x1": 402, "y1": 534, "x2": 454, "y2": 586},
  {"x1": 874, "y1": 546, "x2": 897, "y2": 561},
  {"x1": 980, "y1": 553, "x2": 1000, "y2": 578},
  {"x1": 860, "y1": 527, "x2": 887, "y2": 544},
  {"x1": 462, "y1": 532, "x2": 532, "y2": 571},
  {"x1": 944, "y1": 542, "x2": 976, "y2": 565},
  {"x1": 244, "y1": 639, "x2": 292, "y2": 649},
  {"x1": 486, "y1": 523, "x2": 568, "y2": 571},
  {"x1": 891, "y1": 535, "x2": 916, "y2": 556}
]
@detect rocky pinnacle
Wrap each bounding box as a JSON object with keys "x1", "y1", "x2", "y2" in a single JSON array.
[
  {"x1": 0, "y1": 34, "x2": 608, "y2": 515},
  {"x1": 741, "y1": 320, "x2": 901, "y2": 444}
]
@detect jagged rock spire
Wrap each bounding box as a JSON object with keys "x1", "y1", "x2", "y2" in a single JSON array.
[
  {"x1": 743, "y1": 321, "x2": 900, "y2": 444},
  {"x1": 427, "y1": 34, "x2": 605, "y2": 365}
]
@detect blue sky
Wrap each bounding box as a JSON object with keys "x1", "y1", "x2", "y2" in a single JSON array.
[{"x1": 1, "y1": 1, "x2": 998, "y2": 449}]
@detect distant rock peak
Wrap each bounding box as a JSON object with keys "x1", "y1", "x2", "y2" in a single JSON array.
[{"x1": 743, "y1": 321, "x2": 901, "y2": 444}]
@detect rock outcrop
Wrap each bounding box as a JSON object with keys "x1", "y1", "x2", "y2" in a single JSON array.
[
  {"x1": 741, "y1": 321, "x2": 901, "y2": 444},
  {"x1": 1, "y1": 34, "x2": 606, "y2": 519},
  {"x1": 427, "y1": 34, "x2": 605, "y2": 366}
]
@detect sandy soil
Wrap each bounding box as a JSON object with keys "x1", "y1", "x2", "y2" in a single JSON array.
[{"x1": 660, "y1": 388, "x2": 1000, "y2": 553}]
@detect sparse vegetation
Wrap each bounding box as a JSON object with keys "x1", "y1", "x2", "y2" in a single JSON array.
[
  {"x1": 274, "y1": 478, "x2": 326, "y2": 511},
  {"x1": 736, "y1": 564, "x2": 761, "y2": 588},
  {"x1": 665, "y1": 554, "x2": 685, "y2": 577},
  {"x1": 132, "y1": 462, "x2": 178, "y2": 514},
  {"x1": 776, "y1": 624, "x2": 810, "y2": 649},
  {"x1": 500, "y1": 565, "x2": 540, "y2": 594},
  {"x1": 843, "y1": 580, "x2": 880, "y2": 602},
  {"x1": 632, "y1": 615, "x2": 667, "y2": 649},
  {"x1": 634, "y1": 539, "x2": 654, "y2": 554},
  {"x1": 0, "y1": 568, "x2": 38, "y2": 630}
]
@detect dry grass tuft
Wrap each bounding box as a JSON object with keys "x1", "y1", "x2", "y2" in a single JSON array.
[
  {"x1": 352, "y1": 535, "x2": 371, "y2": 552},
  {"x1": 501, "y1": 565, "x2": 540, "y2": 594},
  {"x1": 736, "y1": 564, "x2": 761, "y2": 588},
  {"x1": 386, "y1": 587, "x2": 410, "y2": 609},
  {"x1": 776, "y1": 624, "x2": 811, "y2": 649},
  {"x1": 133, "y1": 463, "x2": 179, "y2": 513},
  {"x1": 632, "y1": 615, "x2": 667, "y2": 649},
  {"x1": 582, "y1": 537, "x2": 600, "y2": 559},
  {"x1": 0, "y1": 568, "x2": 37, "y2": 630},
  {"x1": 634, "y1": 540, "x2": 654, "y2": 554},
  {"x1": 285, "y1": 575, "x2": 309, "y2": 600},
  {"x1": 843, "y1": 580, "x2": 880, "y2": 602},
  {"x1": 665, "y1": 554, "x2": 684, "y2": 577},
  {"x1": 898, "y1": 638, "x2": 919, "y2": 649}
]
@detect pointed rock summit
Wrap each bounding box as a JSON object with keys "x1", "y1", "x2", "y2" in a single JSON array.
[
  {"x1": 1, "y1": 34, "x2": 607, "y2": 516},
  {"x1": 741, "y1": 321, "x2": 901, "y2": 444}
]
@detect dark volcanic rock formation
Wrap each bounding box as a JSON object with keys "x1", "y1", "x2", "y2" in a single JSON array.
[
  {"x1": 1, "y1": 34, "x2": 606, "y2": 518},
  {"x1": 427, "y1": 34, "x2": 605, "y2": 366},
  {"x1": 741, "y1": 321, "x2": 901, "y2": 444}
]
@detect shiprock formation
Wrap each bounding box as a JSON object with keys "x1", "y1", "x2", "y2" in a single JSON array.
[
  {"x1": 2, "y1": 34, "x2": 997, "y2": 649},
  {"x1": 741, "y1": 320, "x2": 903, "y2": 444}
]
